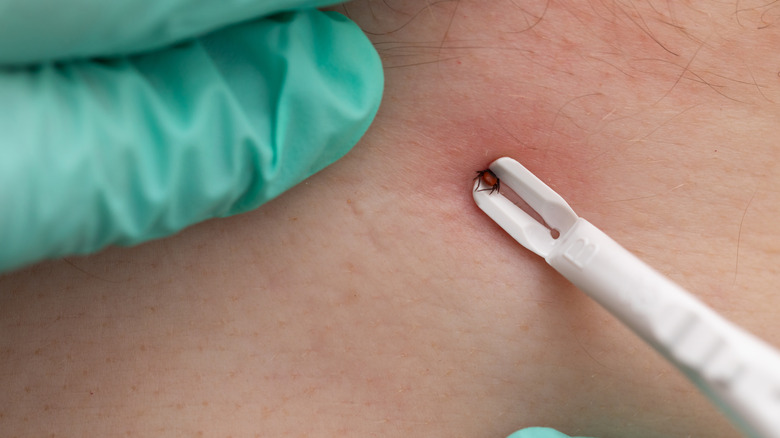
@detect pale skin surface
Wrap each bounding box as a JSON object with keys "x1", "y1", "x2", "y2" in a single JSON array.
[{"x1": 2, "y1": 1, "x2": 780, "y2": 437}]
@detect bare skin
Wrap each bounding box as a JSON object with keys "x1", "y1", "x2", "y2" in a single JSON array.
[{"x1": 2, "y1": 1, "x2": 780, "y2": 437}]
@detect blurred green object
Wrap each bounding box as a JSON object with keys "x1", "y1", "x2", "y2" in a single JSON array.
[
  {"x1": 0, "y1": 0, "x2": 344, "y2": 64},
  {"x1": 0, "y1": 3, "x2": 383, "y2": 273},
  {"x1": 507, "y1": 427, "x2": 592, "y2": 438}
]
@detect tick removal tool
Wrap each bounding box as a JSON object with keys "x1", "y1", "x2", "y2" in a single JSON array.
[{"x1": 473, "y1": 157, "x2": 780, "y2": 438}]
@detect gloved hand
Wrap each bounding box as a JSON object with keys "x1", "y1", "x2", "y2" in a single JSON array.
[
  {"x1": 508, "y1": 427, "x2": 590, "y2": 438},
  {"x1": 0, "y1": 0, "x2": 383, "y2": 273}
]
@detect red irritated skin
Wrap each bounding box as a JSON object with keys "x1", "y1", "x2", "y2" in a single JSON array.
[{"x1": 3, "y1": 2, "x2": 780, "y2": 438}]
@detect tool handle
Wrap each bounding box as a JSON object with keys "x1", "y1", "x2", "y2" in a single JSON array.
[{"x1": 547, "y1": 218, "x2": 780, "y2": 438}]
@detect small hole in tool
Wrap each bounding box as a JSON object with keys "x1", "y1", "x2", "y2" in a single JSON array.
[{"x1": 550, "y1": 229, "x2": 560, "y2": 239}]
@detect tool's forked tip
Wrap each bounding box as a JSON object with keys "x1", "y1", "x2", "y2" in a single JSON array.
[{"x1": 472, "y1": 157, "x2": 578, "y2": 258}]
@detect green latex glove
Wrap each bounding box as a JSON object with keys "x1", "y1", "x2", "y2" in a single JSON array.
[
  {"x1": 508, "y1": 427, "x2": 592, "y2": 438},
  {"x1": 0, "y1": 1, "x2": 383, "y2": 273}
]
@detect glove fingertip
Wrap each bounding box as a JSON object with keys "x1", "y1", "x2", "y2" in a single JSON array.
[
  {"x1": 507, "y1": 427, "x2": 586, "y2": 438},
  {"x1": 198, "y1": 9, "x2": 384, "y2": 215}
]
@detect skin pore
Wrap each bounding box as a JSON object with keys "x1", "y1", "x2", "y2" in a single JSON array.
[{"x1": 2, "y1": 1, "x2": 780, "y2": 437}]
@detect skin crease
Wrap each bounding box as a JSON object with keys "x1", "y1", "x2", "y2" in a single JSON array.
[{"x1": 2, "y1": 0, "x2": 780, "y2": 436}]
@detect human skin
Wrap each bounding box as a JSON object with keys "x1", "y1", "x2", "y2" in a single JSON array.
[{"x1": 2, "y1": 1, "x2": 780, "y2": 437}]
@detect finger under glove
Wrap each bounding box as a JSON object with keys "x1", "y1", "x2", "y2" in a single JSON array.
[
  {"x1": 0, "y1": 10, "x2": 383, "y2": 273},
  {"x1": 507, "y1": 427, "x2": 592, "y2": 438}
]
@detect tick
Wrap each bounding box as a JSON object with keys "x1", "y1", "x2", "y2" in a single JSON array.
[{"x1": 474, "y1": 169, "x2": 500, "y2": 194}]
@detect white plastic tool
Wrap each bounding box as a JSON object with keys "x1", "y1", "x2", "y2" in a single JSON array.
[{"x1": 473, "y1": 157, "x2": 780, "y2": 438}]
